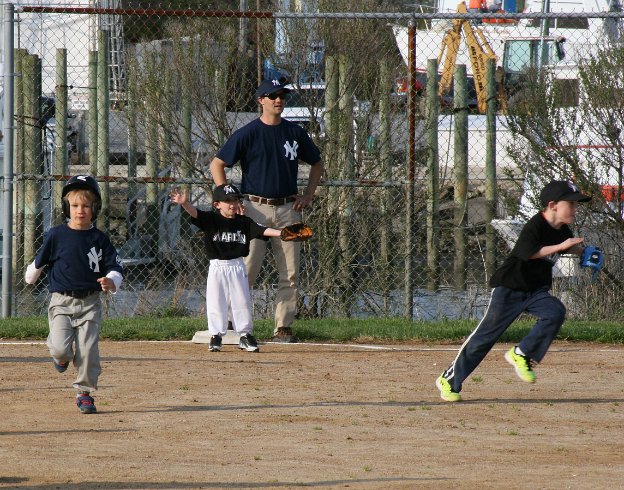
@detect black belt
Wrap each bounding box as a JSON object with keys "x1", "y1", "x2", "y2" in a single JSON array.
[
  {"x1": 244, "y1": 195, "x2": 296, "y2": 206},
  {"x1": 58, "y1": 290, "x2": 99, "y2": 299}
]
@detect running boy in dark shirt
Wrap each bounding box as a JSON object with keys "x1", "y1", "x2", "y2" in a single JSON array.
[
  {"x1": 436, "y1": 180, "x2": 593, "y2": 402},
  {"x1": 25, "y1": 175, "x2": 123, "y2": 414},
  {"x1": 170, "y1": 183, "x2": 283, "y2": 353}
]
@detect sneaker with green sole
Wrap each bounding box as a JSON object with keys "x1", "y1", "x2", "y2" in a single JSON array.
[
  {"x1": 504, "y1": 347, "x2": 536, "y2": 383},
  {"x1": 436, "y1": 375, "x2": 462, "y2": 402}
]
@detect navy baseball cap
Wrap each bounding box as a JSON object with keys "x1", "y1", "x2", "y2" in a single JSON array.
[
  {"x1": 255, "y1": 79, "x2": 291, "y2": 98},
  {"x1": 539, "y1": 180, "x2": 591, "y2": 207},
  {"x1": 213, "y1": 183, "x2": 242, "y2": 202}
]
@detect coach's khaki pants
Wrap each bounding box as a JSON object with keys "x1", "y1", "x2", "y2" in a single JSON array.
[
  {"x1": 47, "y1": 292, "x2": 102, "y2": 393},
  {"x1": 243, "y1": 199, "x2": 301, "y2": 334}
]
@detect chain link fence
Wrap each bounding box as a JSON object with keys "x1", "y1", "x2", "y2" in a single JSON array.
[{"x1": 2, "y1": 1, "x2": 624, "y2": 321}]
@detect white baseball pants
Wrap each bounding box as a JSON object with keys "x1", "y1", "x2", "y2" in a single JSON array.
[{"x1": 206, "y1": 257, "x2": 253, "y2": 336}]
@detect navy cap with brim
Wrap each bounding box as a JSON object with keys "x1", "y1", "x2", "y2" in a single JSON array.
[{"x1": 255, "y1": 79, "x2": 291, "y2": 98}]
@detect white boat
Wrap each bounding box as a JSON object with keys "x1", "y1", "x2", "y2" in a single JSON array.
[{"x1": 392, "y1": 0, "x2": 623, "y2": 79}]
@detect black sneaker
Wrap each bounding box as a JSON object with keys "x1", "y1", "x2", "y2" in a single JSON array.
[
  {"x1": 271, "y1": 327, "x2": 299, "y2": 343},
  {"x1": 239, "y1": 333, "x2": 259, "y2": 352},
  {"x1": 209, "y1": 335, "x2": 222, "y2": 352}
]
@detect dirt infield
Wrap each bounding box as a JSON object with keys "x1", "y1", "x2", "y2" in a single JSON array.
[{"x1": 0, "y1": 340, "x2": 622, "y2": 489}]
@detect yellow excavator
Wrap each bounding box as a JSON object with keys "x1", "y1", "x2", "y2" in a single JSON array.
[{"x1": 437, "y1": 2, "x2": 507, "y2": 113}]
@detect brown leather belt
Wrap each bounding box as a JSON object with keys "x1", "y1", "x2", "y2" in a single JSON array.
[{"x1": 244, "y1": 195, "x2": 296, "y2": 206}]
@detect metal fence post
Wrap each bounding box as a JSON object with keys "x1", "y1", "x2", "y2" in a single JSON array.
[
  {"x1": 2, "y1": 3, "x2": 15, "y2": 317},
  {"x1": 405, "y1": 19, "x2": 417, "y2": 318}
]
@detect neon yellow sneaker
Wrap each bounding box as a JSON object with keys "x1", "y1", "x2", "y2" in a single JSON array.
[
  {"x1": 436, "y1": 375, "x2": 462, "y2": 402},
  {"x1": 504, "y1": 347, "x2": 536, "y2": 383}
]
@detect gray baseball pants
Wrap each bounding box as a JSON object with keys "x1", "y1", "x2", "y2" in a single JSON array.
[{"x1": 47, "y1": 292, "x2": 102, "y2": 393}]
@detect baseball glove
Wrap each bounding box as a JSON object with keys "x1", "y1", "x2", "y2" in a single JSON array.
[
  {"x1": 580, "y1": 246, "x2": 604, "y2": 271},
  {"x1": 280, "y1": 223, "x2": 314, "y2": 242}
]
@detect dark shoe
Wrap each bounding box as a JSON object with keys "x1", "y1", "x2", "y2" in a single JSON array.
[
  {"x1": 209, "y1": 335, "x2": 222, "y2": 352},
  {"x1": 239, "y1": 333, "x2": 259, "y2": 352},
  {"x1": 271, "y1": 327, "x2": 299, "y2": 343},
  {"x1": 76, "y1": 393, "x2": 97, "y2": 414},
  {"x1": 53, "y1": 359, "x2": 69, "y2": 373}
]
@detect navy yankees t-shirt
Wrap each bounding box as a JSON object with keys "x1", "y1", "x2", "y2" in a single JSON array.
[
  {"x1": 35, "y1": 223, "x2": 123, "y2": 292},
  {"x1": 216, "y1": 118, "x2": 322, "y2": 199},
  {"x1": 191, "y1": 209, "x2": 268, "y2": 260},
  {"x1": 490, "y1": 212, "x2": 574, "y2": 291}
]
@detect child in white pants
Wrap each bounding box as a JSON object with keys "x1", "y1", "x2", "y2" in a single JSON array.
[{"x1": 170, "y1": 183, "x2": 283, "y2": 352}]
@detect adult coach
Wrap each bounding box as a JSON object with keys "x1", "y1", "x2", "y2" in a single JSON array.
[{"x1": 209, "y1": 79, "x2": 324, "y2": 343}]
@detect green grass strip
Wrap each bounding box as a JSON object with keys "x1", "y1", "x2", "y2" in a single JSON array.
[{"x1": 0, "y1": 317, "x2": 622, "y2": 343}]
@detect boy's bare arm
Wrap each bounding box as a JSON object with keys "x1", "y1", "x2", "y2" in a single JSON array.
[
  {"x1": 530, "y1": 237, "x2": 585, "y2": 259},
  {"x1": 263, "y1": 227, "x2": 282, "y2": 238}
]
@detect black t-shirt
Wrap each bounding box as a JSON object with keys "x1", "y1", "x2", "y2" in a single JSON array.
[
  {"x1": 191, "y1": 209, "x2": 268, "y2": 260},
  {"x1": 490, "y1": 212, "x2": 574, "y2": 291}
]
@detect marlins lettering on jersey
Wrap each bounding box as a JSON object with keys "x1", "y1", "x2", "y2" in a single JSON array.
[{"x1": 212, "y1": 231, "x2": 247, "y2": 244}]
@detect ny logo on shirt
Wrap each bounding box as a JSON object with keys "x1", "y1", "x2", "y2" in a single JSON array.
[
  {"x1": 87, "y1": 247, "x2": 103, "y2": 273},
  {"x1": 284, "y1": 140, "x2": 299, "y2": 160}
]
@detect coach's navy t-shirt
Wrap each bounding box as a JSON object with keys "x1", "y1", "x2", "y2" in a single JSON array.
[
  {"x1": 216, "y1": 118, "x2": 321, "y2": 199},
  {"x1": 35, "y1": 224, "x2": 123, "y2": 292},
  {"x1": 191, "y1": 209, "x2": 268, "y2": 260},
  {"x1": 490, "y1": 212, "x2": 574, "y2": 291}
]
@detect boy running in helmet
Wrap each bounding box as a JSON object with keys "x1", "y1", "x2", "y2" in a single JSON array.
[{"x1": 25, "y1": 175, "x2": 123, "y2": 414}]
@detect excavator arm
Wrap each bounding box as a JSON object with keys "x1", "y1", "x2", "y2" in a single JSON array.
[
  {"x1": 462, "y1": 18, "x2": 498, "y2": 112},
  {"x1": 438, "y1": 13, "x2": 464, "y2": 97},
  {"x1": 437, "y1": 2, "x2": 503, "y2": 113}
]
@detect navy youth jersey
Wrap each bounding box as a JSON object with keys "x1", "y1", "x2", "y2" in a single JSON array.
[
  {"x1": 216, "y1": 118, "x2": 322, "y2": 199},
  {"x1": 490, "y1": 212, "x2": 574, "y2": 291},
  {"x1": 191, "y1": 209, "x2": 268, "y2": 260},
  {"x1": 35, "y1": 224, "x2": 123, "y2": 292}
]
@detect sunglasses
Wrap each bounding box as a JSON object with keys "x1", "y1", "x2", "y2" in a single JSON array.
[{"x1": 263, "y1": 92, "x2": 287, "y2": 100}]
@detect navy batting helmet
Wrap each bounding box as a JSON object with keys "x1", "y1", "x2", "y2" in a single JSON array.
[{"x1": 61, "y1": 175, "x2": 102, "y2": 221}]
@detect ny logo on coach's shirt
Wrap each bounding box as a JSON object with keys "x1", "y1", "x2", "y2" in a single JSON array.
[
  {"x1": 284, "y1": 140, "x2": 299, "y2": 160},
  {"x1": 87, "y1": 247, "x2": 103, "y2": 272}
]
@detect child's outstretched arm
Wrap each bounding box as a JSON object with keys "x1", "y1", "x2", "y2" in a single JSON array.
[
  {"x1": 263, "y1": 227, "x2": 282, "y2": 238},
  {"x1": 530, "y1": 237, "x2": 585, "y2": 259},
  {"x1": 169, "y1": 187, "x2": 198, "y2": 219}
]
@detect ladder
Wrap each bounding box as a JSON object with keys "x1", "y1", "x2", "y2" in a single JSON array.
[{"x1": 96, "y1": 0, "x2": 125, "y2": 102}]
